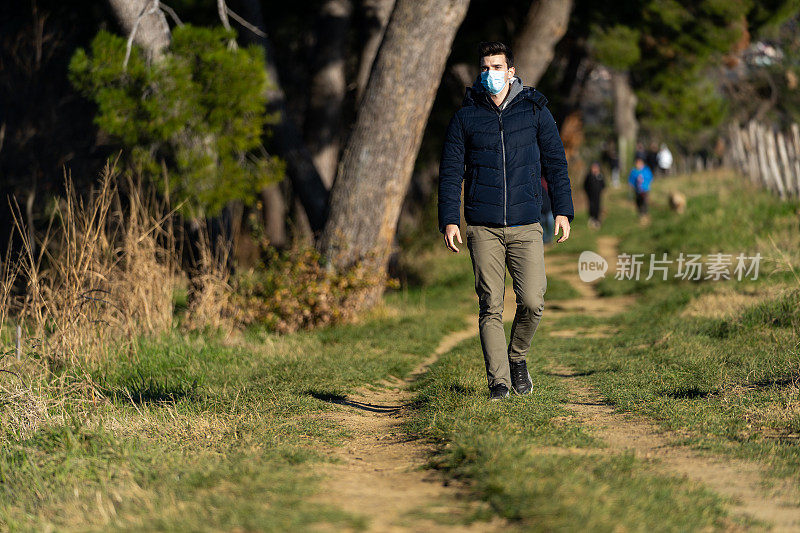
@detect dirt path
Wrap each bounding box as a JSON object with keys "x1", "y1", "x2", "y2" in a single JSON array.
[
  {"x1": 309, "y1": 237, "x2": 623, "y2": 531},
  {"x1": 553, "y1": 366, "x2": 800, "y2": 531},
  {"x1": 544, "y1": 235, "x2": 800, "y2": 531},
  {"x1": 542, "y1": 235, "x2": 636, "y2": 338},
  {"x1": 313, "y1": 234, "x2": 800, "y2": 531},
  {"x1": 310, "y1": 305, "x2": 516, "y2": 532}
]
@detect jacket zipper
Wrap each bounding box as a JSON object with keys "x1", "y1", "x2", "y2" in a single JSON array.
[
  {"x1": 500, "y1": 114, "x2": 506, "y2": 225},
  {"x1": 488, "y1": 93, "x2": 525, "y2": 227}
]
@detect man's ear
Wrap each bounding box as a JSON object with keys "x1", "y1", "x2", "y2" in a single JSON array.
[{"x1": 508, "y1": 66, "x2": 515, "y2": 78}]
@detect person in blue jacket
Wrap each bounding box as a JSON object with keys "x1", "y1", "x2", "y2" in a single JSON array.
[
  {"x1": 437, "y1": 41, "x2": 574, "y2": 400},
  {"x1": 628, "y1": 156, "x2": 653, "y2": 219}
]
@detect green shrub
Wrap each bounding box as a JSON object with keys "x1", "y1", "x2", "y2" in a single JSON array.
[{"x1": 69, "y1": 25, "x2": 283, "y2": 217}]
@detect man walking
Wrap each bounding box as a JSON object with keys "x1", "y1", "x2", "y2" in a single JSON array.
[{"x1": 438, "y1": 41, "x2": 574, "y2": 401}]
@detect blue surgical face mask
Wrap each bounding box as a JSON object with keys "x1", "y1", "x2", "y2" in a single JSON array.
[{"x1": 481, "y1": 69, "x2": 508, "y2": 94}]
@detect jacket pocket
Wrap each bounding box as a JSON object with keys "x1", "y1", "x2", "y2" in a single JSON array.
[
  {"x1": 468, "y1": 167, "x2": 478, "y2": 202},
  {"x1": 531, "y1": 170, "x2": 542, "y2": 205}
]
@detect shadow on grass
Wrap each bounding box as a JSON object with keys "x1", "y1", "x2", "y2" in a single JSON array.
[
  {"x1": 102, "y1": 377, "x2": 200, "y2": 404},
  {"x1": 443, "y1": 383, "x2": 472, "y2": 395},
  {"x1": 745, "y1": 374, "x2": 800, "y2": 390},
  {"x1": 545, "y1": 369, "x2": 598, "y2": 378},
  {"x1": 662, "y1": 386, "x2": 714, "y2": 399},
  {"x1": 662, "y1": 375, "x2": 799, "y2": 400},
  {"x1": 308, "y1": 391, "x2": 402, "y2": 413}
]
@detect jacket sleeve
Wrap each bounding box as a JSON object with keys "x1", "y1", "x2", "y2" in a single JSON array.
[
  {"x1": 537, "y1": 105, "x2": 574, "y2": 223},
  {"x1": 437, "y1": 111, "x2": 466, "y2": 234}
]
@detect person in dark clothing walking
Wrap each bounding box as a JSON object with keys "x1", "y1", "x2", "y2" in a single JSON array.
[
  {"x1": 583, "y1": 161, "x2": 605, "y2": 229},
  {"x1": 437, "y1": 41, "x2": 574, "y2": 401}
]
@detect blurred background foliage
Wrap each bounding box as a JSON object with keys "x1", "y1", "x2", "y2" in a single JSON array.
[{"x1": 1, "y1": 0, "x2": 800, "y2": 331}]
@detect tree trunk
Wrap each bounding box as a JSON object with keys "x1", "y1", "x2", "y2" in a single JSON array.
[
  {"x1": 305, "y1": 0, "x2": 353, "y2": 187},
  {"x1": 553, "y1": 38, "x2": 591, "y2": 125},
  {"x1": 513, "y1": 0, "x2": 573, "y2": 87},
  {"x1": 611, "y1": 69, "x2": 637, "y2": 176},
  {"x1": 396, "y1": 64, "x2": 473, "y2": 241},
  {"x1": 107, "y1": 0, "x2": 170, "y2": 61},
  {"x1": 318, "y1": 0, "x2": 470, "y2": 308},
  {"x1": 258, "y1": 185, "x2": 287, "y2": 248},
  {"x1": 356, "y1": 0, "x2": 395, "y2": 102},
  {"x1": 229, "y1": 0, "x2": 289, "y2": 248},
  {"x1": 233, "y1": 0, "x2": 329, "y2": 237}
]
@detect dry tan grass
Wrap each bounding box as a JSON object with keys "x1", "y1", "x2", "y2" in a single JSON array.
[
  {"x1": 680, "y1": 283, "x2": 795, "y2": 320},
  {"x1": 183, "y1": 228, "x2": 234, "y2": 335},
  {"x1": 6, "y1": 162, "x2": 181, "y2": 367},
  {"x1": 92, "y1": 405, "x2": 235, "y2": 447},
  {"x1": 0, "y1": 162, "x2": 194, "y2": 443},
  {"x1": 0, "y1": 248, "x2": 22, "y2": 339},
  {"x1": 0, "y1": 161, "x2": 256, "y2": 448},
  {"x1": 744, "y1": 384, "x2": 800, "y2": 438},
  {"x1": 0, "y1": 366, "x2": 103, "y2": 440},
  {"x1": 0, "y1": 378, "x2": 51, "y2": 438}
]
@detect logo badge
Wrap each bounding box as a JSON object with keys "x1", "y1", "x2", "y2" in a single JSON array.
[{"x1": 578, "y1": 251, "x2": 608, "y2": 282}]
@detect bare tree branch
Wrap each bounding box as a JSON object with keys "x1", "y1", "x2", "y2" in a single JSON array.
[
  {"x1": 225, "y1": 6, "x2": 266, "y2": 37},
  {"x1": 216, "y1": 0, "x2": 238, "y2": 49},
  {"x1": 160, "y1": 3, "x2": 183, "y2": 26},
  {"x1": 109, "y1": 0, "x2": 171, "y2": 70},
  {"x1": 123, "y1": 0, "x2": 162, "y2": 70}
]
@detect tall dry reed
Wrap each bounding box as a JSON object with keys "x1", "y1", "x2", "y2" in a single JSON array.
[{"x1": 7, "y1": 162, "x2": 180, "y2": 367}]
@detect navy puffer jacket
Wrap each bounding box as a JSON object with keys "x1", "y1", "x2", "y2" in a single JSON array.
[{"x1": 437, "y1": 76, "x2": 574, "y2": 234}]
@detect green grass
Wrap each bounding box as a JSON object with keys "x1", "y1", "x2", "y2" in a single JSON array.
[
  {"x1": 0, "y1": 241, "x2": 480, "y2": 530},
  {"x1": 540, "y1": 274, "x2": 581, "y2": 300},
  {"x1": 554, "y1": 170, "x2": 800, "y2": 479},
  {"x1": 405, "y1": 320, "x2": 744, "y2": 531},
  {"x1": 404, "y1": 169, "x2": 799, "y2": 529},
  {"x1": 2, "y1": 169, "x2": 797, "y2": 530}
]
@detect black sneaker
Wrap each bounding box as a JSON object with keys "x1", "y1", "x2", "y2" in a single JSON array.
[
  {"x1": 510, "y1": 359, "x2": 533, "y2": 395},
  {"x1": 489, "y1": 383, "x2": 510, "y2": 400}
]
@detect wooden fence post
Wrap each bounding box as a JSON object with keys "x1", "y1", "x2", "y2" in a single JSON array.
[
  {"x1": 754, "y1": 122, "x2": 771, "y2": 191},
  {"x1": 776, "y1": 130, "x2": 795, "y2": 197},
  {"x1": 765, "y1": 126, "x2": 787, "y2": 198}
]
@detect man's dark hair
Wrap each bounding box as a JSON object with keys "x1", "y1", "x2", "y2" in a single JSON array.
[{"x1": 478, "y1": 41, "x2": 514, "y2": 68}]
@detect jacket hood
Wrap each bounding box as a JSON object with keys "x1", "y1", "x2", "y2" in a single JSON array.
[{"x1": 463, "y1": 73, "x2": 548, "y2": 110}]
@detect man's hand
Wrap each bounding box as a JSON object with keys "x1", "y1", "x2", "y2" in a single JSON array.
[
  {"x1": 554, "y1": 215, "x2": 571, "y2": 243},
  {"x1": 444, "y1": 224, "x2": 462, "y2": 252}
]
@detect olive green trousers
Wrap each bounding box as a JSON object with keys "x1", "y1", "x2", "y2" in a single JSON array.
[{"x1": 465, "y1": 222, "x2": 547, "y2": 389}]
